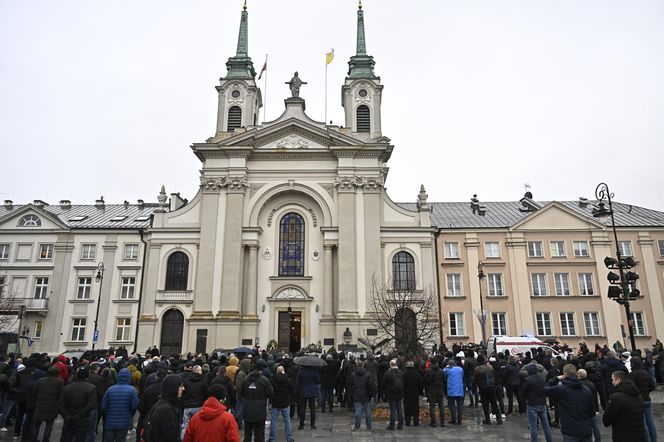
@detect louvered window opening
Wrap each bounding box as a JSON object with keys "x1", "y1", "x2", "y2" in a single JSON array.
[
  {"x1": 356, "y1": 105, "x2": 370, "y2": 133},
  {"x1": 227, "y1": 106, "x2": 242, "y2": 131}
]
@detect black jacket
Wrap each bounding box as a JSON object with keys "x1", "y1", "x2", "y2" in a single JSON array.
[
  {"x1": 270, "y1": 372, "x2": 294, "y2": 409},
  {"x1": 148, "y1": 375, "x2": 182, "y2": 442},
  {"x1": 138, "y1": 377, "x2": 164, "y2": 416},
  {"x1": 629, "y1": 368, "x2": 654, "y2": 402},
  {"x1": 602, "y1": 380, "x2": 645, "y2": 442},
  {"x1": 423, "y1": 367, "x2": 445, "y2": 396},
  {"x1": 382, "y1": 368, "x2": 405, "y2": 400},
  {"x1": 210, "y1": 375, "x2": 236, "y2": 406},
  {"x1": 182, "y1": 373, "x2": 208, "y2": 408},
  {"x1": 350, "y1": 367, "x2": 374, "y2": 403},
  {"x1": 34, "y1": 367, "x2": 64, "y2": 421},
  {"x1": 87, "y1": 371, "x2": 107, "y2": 406},
  {"x1": 544, "y1": 377, "x2": 594, "y2": 438},
  {"x1": 58, "y1": 379, "x2": 97, "y2": 422},
  {"x1": 321, "y1": 360, "x2": 338, "y2": 388},
  {"x1": 502, "y1": 362, "x2": 521, "y2": 386},
  {"x1": 241, "y1": 371, "x2": 273, "y2": 422},
  {"x1": 521, "y1": 372, "x2": 547, "y2": 406},
  {"x1": 580, "y1": 379, "x2": 599, "y2": 413}
]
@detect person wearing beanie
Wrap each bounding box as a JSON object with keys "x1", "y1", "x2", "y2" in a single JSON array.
[
  {"x1": 59, "y1": 366, "x2": 98, "y2": 441},
  {"x1": 145, "y1": 374, "x2": 184, "y2": 442},
  {"x1": 403, "y1": 360, "x2": 423, "y2": 427},
  {"x1": 101, "y1": 367, "x2": 139, "y2": 440},
  {"x1": 241, "y1": 359, "x2": 273, "y2": 441},
  {"x1": 183, "y1": 384, "x2": 240, "y2": 442}
]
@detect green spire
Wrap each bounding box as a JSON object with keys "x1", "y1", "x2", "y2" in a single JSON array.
[
  {"x1": 347, "y1": 1, "x2": 377, "y2": 79},
  {"x1": 223, "y1": 1, "x2": 256, "y2": 80}
]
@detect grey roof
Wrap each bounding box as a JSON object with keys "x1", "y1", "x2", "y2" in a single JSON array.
[
  {"x1": 0, "y1": 203, "x2": 158, "y2": 229},
  {"x1": 398, "y1": 200, "x2": 664, "y2": 229}
]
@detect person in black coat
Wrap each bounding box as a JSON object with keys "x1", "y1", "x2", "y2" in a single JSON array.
[
  {"x1": 543, "y1": 364, "x2": 594, "y2": 441},
  {"x1": 602, "y1": 371, "x2": 645, "y2": 442},
  {"x1": 32, "y1": 366, "x2": 63, "y2": 441},
  {"x1": 424, "y1": 360, "x2": 446, "y2": 427},
  {"x1": 502, "y1": 356, "x2": 523, "y2": 414},
  {"x1": 628, "y1": 357, "x2": 656, "y2": 442},
  {"x1": 295, "y1": 365, "x2": 320, "y2": 429},
  {"x1": 137, "y1": 368, "x2": 165, "y2": 442},
  {"x1": 59, "y1": 366, "x2": 97, "y2": 442},
  {"x1": 382, "y1": 360, "x2": 405, "y2": 430},
  {"x1": 577, "y1": 369, "x2": 601, "y2": 442},
  {"x1": 210, "y1": 366, "x2": 236, "y2": 411},
  {"x1": 20, "y1": 368, "x2": 44, "y2": 441},
  {"x1": 320, "y1": 355, "x2": 337, "y2": 413},
  {"x1": 269, "y1": 366, "x2": 295, "y2": 442},
  {"x1": 145, "y1": 374, "x2": 182, "y2": 442},
  {"x1": 402, "y1": 361, "x2": 422, "y2": 426},
  {"x1": 241, "y1": 359, "x2": 273, "y2": 442}
]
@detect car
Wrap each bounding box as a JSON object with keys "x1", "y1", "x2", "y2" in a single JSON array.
[{"x1": 58, "y1": 349, "x2": 85, "y2": 361}]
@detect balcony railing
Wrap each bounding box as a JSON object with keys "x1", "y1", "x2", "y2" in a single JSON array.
[
  {"x1": 20, "y1": 298, "x2": 49, "y2": 310},
  {"x1": 156, "y1": 290, "x2": 193, "y2": 303}
]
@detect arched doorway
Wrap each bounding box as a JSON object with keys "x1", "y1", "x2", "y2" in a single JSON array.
[
  {"x1": 395, "y1": 308, "x2": 417, "y2": 355},
  {"x1": 160, "y1": 309, "x2": 184, "y2": 356}
]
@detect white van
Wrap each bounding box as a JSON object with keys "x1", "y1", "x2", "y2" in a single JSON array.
[{"x1": 487, "y1": 336, "x2": 558, "y2": 357}]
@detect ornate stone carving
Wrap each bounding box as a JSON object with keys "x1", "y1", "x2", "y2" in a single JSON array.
[
  {"x1": 155, "y1": 185, "x2": 168, "y2": 213},
  {"x1": 360, "y1": 176, "x2": 384, "y2": 190},
  {"x1": 334, "y1": 176, "x2": 384, "y2": 190},
  {"x1": 319, "y1": 183, "x2": 335, "y2": 198},
  {"x1": 307, "y1": 208, "x2": 317, "y2": 227},
  {"x1": 262, "y1": 247, "x2": 272, "y2": 260},
  {"x1": 274, "y1": 287, "x2": 307, "y2": 300},
  {"x1": 248, "y1": 183, "x2": 265, "y2": 199},
  {"x1": 275, "y1": 134, "x2": 311, "y2": 149},
  {"x1": 267, "y1": 208, "x2": 277, "y2": 227},
  {"x1": 417, "y1": 184, "x2": 430, "y2": 211},
  {"x1": 200, "y1": 176, "x2": 249, "y2": 191}
]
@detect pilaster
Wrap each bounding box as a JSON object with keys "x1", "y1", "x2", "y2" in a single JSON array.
[
  {"x1": 47, "y1": 234, "x2": 75, "y2": 351},
  {"x1": 219, "y1": 186, "x2": 247, "y2": 318},
  {"x1": 192, "y1": 188, "x2": 221, "y2": 318},
  {"x1": 99, "y1": 237, "x2": 118, "y2": 347},
  {"x1": 464, "y1": 233, "x2": 482, "y2": 342},
  {"x1": 336, "y1": 180, "x2": 358, "y2": 318},
  {"x1": 637, "y1": 232, "x2": 663, "y2": 339},
  {"x1": 506, "y1": 233, "x2": 533, "y2": 335},
  {"x1": 244, "y1": 243, "x2": 259, "y2": 319}
]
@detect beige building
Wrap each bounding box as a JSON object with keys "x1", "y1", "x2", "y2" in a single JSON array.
[{"x1": 428, "y1": 194, "x2": 664, "y2": 349}]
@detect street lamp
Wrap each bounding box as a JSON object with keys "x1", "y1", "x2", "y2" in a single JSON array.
[
  {"x1": 476, "y1": 261, "x2": 487, "y2": 347},
  {"x1": 92, "y1": 262, "x2": 104, "y2": 350},
  {"x1": 593, "y1": 182, "x2": 638, "y2": 351}
]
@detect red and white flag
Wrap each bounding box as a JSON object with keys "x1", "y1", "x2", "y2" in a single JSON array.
[{"x1": 258, "y1": 57, "x2": 267, "y2": 80}]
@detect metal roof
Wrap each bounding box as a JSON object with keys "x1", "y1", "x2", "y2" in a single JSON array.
[
  {"x1": 398, "y1": 200, "x2": 664, "y2": 229},
  {"x1": 0, "y1": 203, "x2": 158, "y2": 229}
]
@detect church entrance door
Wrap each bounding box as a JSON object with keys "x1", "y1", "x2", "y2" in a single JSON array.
[
  {"x1": 160, "y1": 309, "x2": 184, "y2": 356},
  {"x1": 278, "y1": 311, "x2": 301, "y2": 353}
]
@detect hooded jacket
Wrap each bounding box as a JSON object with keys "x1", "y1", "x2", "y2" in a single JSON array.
[
  {"x1": 58, "y1": 377, "x2": 97, "y2": 422},
  {"x1": 148, "y1": 374, "x2": 183, "y2": 442},
  {"x1": 543, "y1": 376, "x2": 594, "y2": 438},
  {"x1": 234, "y1": 359, "x2": 251, "y2": 400},
  {"x1": 241, "y1": 370, "x2": 273, "y2": 422},
  {"x1": 602, "y1": 380, "x2": 646, "y2": 442},
  {"x1": 226, "y1": 357, "x2": 239, "y2": 382},
  {"x1": 101, "y1": 368, "x2": 139, "y2": 429},
  {"x1": 34, "y1": 366, "x2": 64, "y2": 421},
  {"x1": 443, "y1": 364, "x2": 464, "y2": 397},
  {"x1": 183, "y1": 372, "x2": 208, "y2": 408},
  {"x1": 54, "y1": 356, "x2": 69, "y2": 384},
  {"x1": 350, "y1": 367, "x2": 374, "y2": 403},
  {"x1": 183, "y1": 397, "x2": 240, "y2": 442}
]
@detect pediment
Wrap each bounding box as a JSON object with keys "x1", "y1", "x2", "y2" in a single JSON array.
[
  {"x1": 511, "y1": 202, "x2": 605, "y2": 231},
  {"x1": 0, "y1": 205, "x2": 68, "y2": 230}
]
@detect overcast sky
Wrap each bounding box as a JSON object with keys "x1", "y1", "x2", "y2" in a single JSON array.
[{"x1": 2, "y1": 1, "x2": 663, "y2": 211}]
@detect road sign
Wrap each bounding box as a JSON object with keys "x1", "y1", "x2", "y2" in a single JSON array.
[{"x1": 93, "y1": 329, "x2": 99, "y2": 343}]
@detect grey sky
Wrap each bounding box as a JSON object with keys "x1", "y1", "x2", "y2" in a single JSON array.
[{"x1": 1, "y1": 1, "x2": 663, "y2": 211}]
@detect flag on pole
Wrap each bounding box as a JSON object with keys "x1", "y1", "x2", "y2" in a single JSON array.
[
  {"x1": 258, "y1": 57, "x2": 267, "y2": 79},
  {"x1": 326, "y1": 48, "x2": 334, "y2": 65}
]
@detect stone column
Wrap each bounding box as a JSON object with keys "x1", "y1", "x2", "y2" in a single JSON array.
[
  {"x1": 362, "y1": 181, "x2": 382, "y2": 314},
  {"x1": 98, "y1": 237, "x2": 118, "y2": 348},
  {"x1": 47, "y1": 233, "x2": 75, "y2": 351},
  {"x1": 244, "y1": 243, "x2": 259, "y2": 319},
  {"x1": 464, "y1": 233, "x2": 483, "y2": 342},
  {"x1": 506, "y1": 233, "x2": 534, "y2": 335},
  {"x1": 219, "y1": 180, "x2": 247, "y2": 317},
  {"x1": 192, "y1": 189, "x2": 220, "y2": 318},
  {"x1": 323, "y1": 244, "x2": 334, "y2": 318},
  {"x1": 336, "y1": 179, "x2": 358, "y2": 318},
  {"x1": 638, "y1": 232, "x2": 663, "y2": 339}
]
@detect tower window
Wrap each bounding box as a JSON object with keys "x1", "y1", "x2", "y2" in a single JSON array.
[
  {"x1": 356, "y1": 105, "x2": 370, "y2": 133},
  {"x1": 227, "y1": 106, "x2": 242, "y2": 131}
]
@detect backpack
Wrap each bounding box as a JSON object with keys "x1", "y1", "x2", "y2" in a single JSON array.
[
  {"x1": 391, "y1": 372, "x2": 404, "y2": 392},
  {"x1": 367, "y1": 376, "x2": 377, "y2": 398}
]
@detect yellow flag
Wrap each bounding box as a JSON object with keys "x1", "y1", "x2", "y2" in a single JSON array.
[{"x1": 326, "y1": 49, "x2": 334, "y2": 65}]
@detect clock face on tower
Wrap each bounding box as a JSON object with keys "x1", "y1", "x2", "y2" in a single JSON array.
[
  {"x1": 358, "y1": 89, "x2": 368, "y2": 98},
  {"x1": 231, "y1": 90, "x2": 241, "y2": 98}
]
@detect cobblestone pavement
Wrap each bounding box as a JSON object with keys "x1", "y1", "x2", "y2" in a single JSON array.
[{"x1": 2, "y1": 394, "x2": 663, "y2": 441}]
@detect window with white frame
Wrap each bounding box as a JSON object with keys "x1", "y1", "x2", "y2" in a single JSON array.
[
  {"x1": 71, "y1": 318, "x2": 86, "y2": 341},
  {"x1": 124, "y1": 244, "x2": 139, "y2": 260},
  {"x1": 536, "y1": 312, "x2": 552, "y2": 336},
  {"x1": 573, "y1": 241, "x2": 589, "y2": 257},
  {"x1": 38, "y1": 244, "x2": 54, "y2": 260},
  {"x1": 554, "y1": 273, "x2": 570, "y2": 296},
  {"x1": 618, "y1": 241, "x2": 633, "y2": 257},
  {"x1": 444, "y1": 242, "x2": 460, "y2": 259},
  {"x1": 488, "y1": 273, "x2": 504, "y2": 296},
  {"x1": 18, "y1": 215, "x2": 41, "y2": 227},
  {"x1": 492, "y1": 312, "x2": 508, "y2": 336},
  {"x1": 115, "y1": 318, "x2": 131, "y2": 341},
  {"x1": 120, "y1": 277, "x2": 136, "y2": 299},
  {"x1": 658, "y1": 240, "x2": 664, "y2": 257},
  {"x1": 560, "y1": 312, "x2": 576, "y2": 336},
  {"x1": 583, "y1": 312, "x2": 601, "y2": 336},
  {"x1": 34, "y1": 277, "x2": 49, "y2": 299},
  {"x1": 578, "y1": 273, "x2": 595, "y2": 296},
  {"x1": 446, "y1": 273, "x2": 462, "y2": 297},
  {"x1": 485, "y1": 241, "x2": 501, "y2": 258},
  {"x1": 531, "y1": 273, "x2": 548, "y2": 296},
  {"x1": 449, "y1": 313, "x2": 465, "y2": 336},
  {"x1": 81, "y1": 244, "x2": 96, "y2": 260},
  {"x1": 630, "y1": 312, "x2": 646, "y2": 336},
  {"x1": 0, "y1": 276, "x2": 5, "y2": 296},
  {"x1": 34, "y1": 321, "x2": 43, "y2": 339},
  {"x1": 0, "y1": 244, "x2": 10, "y2": 260},
  {"x1": 527, "y1": 241, "x2": 543, "y2": 258},
  {"x1": 76, "y1": 277, "x2": 92, "y2": 299},
  {"x1": 550, "y1": 241, "x2": 567, "y2": 257}
]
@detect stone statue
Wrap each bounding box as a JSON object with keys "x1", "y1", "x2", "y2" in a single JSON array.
[{"x1": 285, "y1": 71, "x2": 307, "y2": 98}]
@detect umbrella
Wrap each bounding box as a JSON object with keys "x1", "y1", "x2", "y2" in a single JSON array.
[
  {"x1": 234, "y1": 347, "x2": 252, "y2": 354},
  {"x1": 294, "y1": 355, "x2": 327, "y2": 367}
]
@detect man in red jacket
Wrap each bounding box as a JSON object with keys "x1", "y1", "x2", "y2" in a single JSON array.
[
  {"x1": 53, "y1": 355, "x2": 69, "y2": 384},
  {"x1": 183, "y1": 384, "x2": 240, "y2": 442}
]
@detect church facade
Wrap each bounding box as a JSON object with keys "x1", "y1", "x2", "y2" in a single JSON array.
[{"x1": 135, "y1": 5, "x2": 437, "y2": 354}]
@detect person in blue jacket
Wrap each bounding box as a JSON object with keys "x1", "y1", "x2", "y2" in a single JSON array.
[
  {"x1": 101, "y1": 367, "x2": 139, "y2": 442},
  {"x1": 444, "y1": 359, "x2": 465, "y2": 425}
]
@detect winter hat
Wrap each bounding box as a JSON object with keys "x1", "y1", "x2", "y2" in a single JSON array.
[
  {"x1": 255, "y1": 358, "x2": 266, "y2": 370},
  {"x1": 208, "y1": 384, "x2": 227, "y2": 400},
  {"x1": 76, "y1": 366, "x2": 90, "y2": 380},
  {"x1": 162, "y1": 374, "x2": 183, "y2": 401},
  {"x1": 16, "y1": 364, "x2": 26, "y2": 372},
  {"x1": 405, "y1": 361, "x2": 414, "y2": 368},
  {"x1": 526, "y1": 364, "x2": 537, "y2": 375}
]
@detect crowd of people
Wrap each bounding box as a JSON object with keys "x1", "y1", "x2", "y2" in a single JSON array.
[{"x1": 0, "y1": 339, "x2": 661, "y2": 442}]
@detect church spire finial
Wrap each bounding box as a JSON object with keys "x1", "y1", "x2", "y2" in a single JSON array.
[
  {"x1": 347, "y1": 2, "x2": 377, "y2": 79},
  {"x1": 222, "y1": 2, "x2": 256, "y2": 80}
]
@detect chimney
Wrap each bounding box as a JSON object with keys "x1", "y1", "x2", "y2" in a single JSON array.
[
  {"x1": 95, "y1": 196, "x2": 105, "y2": 209},
  {"x1": 59, "y1": 200, "x2": 71, "y2": 209},
  {"x1": 33, "y1": 199, "x2": 48, "y2": 208},
  {"x1": 137, "y1": 199, "x2": 145, "y2": 208},
  {"x1": 4, "y1": 200, "x2": 13, "y2": 210},
  {"x1": 170, "y1": 193, "x2": 187, "y2": 211},
  {"x1": 470, "y1": 194, "x2": 480, "y2": 214},
  {"x1": 578, "y1": 197, "x2": 589, "y2": 208}
]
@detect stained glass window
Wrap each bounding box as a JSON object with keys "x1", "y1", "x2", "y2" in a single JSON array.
[
  {"x1": 392, "y1": 251, "x2": 415, "y2": 291},
  {"x1": 279, "y1": 213, "x2": 305, "y2": 276},
  {"x1": 165, "y1": 251, "x2": 189, "y2": 290}
]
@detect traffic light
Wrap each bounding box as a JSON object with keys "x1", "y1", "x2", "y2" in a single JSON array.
[
  {"x1": 607, "y1": 286, "x2": 622, "y2": 299},
  {"x1": 603, "y1": 255, "x2": 640, "y2": 302}
]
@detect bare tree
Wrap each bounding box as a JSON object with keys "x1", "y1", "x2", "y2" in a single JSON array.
[
  {"x1": 0, "y1": 274, "x2": 21, "y2": 332},
  {"x1": 365, "y1": 276, "x2": 440, "y2": 356}
]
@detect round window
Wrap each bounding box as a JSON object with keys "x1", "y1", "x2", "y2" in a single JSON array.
[
  {"x1": 231, "y1": 90, "x2": 241, "y2": 98},
  {"x1": 358, "y1": 89, "x2": 368, "y2": 98}
]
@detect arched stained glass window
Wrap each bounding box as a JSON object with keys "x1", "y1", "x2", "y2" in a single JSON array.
[
  {"x1": 392, "y1": 251, "x2": 415, "y2": 291},
  {"x1": 165, "y1": 251, "x2": 189, "y2": 290},
  {"x1": 279, "y1": 213, "x2": 305, "y2": 276}
]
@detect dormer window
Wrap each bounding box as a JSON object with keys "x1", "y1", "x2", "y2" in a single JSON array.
[
  {"x1": 228, "y1": 106, "x2": 242, "y2": 131},
  {"x1": 18, "y1": 214, "x2": 41, "y2": 227},
  {"x1": 356, "y1": 105, "x2": 370, "y2": 133}
]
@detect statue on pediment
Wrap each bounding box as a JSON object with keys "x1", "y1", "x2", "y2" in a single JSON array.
[{"x1": 285, "y1": 71, "x2": 307, "y2": 98}]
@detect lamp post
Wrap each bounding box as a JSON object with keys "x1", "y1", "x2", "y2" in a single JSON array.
[
  {"x1": 593, "y1": 182, "x2": 637, "y2": 351},
  {"x1": 477, "y1": 261, "x2": 487, "y2": 347},
  {"x1": 92, "y1": 262, "x2": 104, "y2": 350}
]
